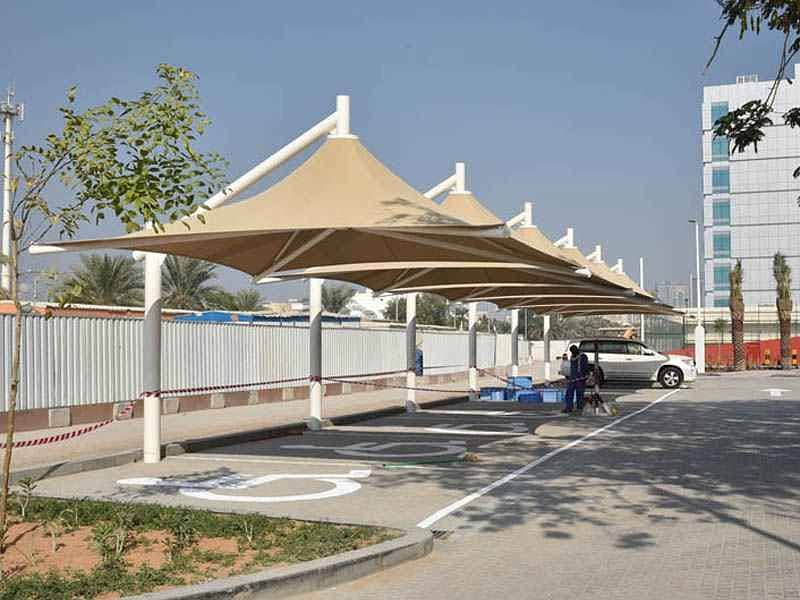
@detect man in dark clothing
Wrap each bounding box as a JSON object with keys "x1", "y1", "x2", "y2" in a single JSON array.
[{"x1": 563, "y1": 344, "x2": 589, "y2": 413}]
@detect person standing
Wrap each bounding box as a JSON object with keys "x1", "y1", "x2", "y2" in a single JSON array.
[{"x1": 563, "y1": 344, "x2": 589, "y2": 414}]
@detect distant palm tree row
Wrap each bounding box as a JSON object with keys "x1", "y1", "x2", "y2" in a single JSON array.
[
  {"x1": 51, "y1": 253, "x2": 263, "y2": 311},
  {"x1": 726, "y1": 252, "x2": 794, "y2": 370}
]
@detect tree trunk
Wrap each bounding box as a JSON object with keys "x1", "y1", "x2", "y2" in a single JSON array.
[
  {"x1": 0, "y1": 235, "x2": 20, "y2": 550},
  {"x1": 777, "y1": 299, "x2": 792, "y2": 369},
  {"x1": 730, "y1": 301, "x2": 745, "y2": 371}
]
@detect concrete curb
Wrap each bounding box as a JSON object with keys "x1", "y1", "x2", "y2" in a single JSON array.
[
  {"x1": 121, "y1": 527, "x2": 433, "y2": 600},
  {"x1": 11, "y1": 395, "x2": 467, "y2": 485}
]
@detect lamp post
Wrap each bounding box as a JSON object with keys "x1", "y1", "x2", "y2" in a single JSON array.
[{"x1": 689, "y1": 219, "x2": 705, "y2": 374}]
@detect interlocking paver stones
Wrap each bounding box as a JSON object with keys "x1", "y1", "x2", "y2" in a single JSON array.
[{"x1": 297, "y1": 372, "x2": 800, "y2": 600}]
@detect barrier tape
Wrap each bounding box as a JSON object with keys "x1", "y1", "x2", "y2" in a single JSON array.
[
  {"x1": 324, "y1": 376, "x2": 474, "y2": 395},
  {"x1": 2, "y1": 366, "x2": 486, "y2": 449},
  {"x1": 0, "y1": 400, "x2": 135, "y2": 450}
]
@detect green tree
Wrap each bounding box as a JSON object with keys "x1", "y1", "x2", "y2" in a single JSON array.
[
  {"x1": 708, "y1": 2, "x2": 800, "y2": 196},
  {"x1": 161, "y1": 256, "x2": 223, "y2": 310},
  {"x1": 0, "y1": 64, "x2": 225, "y2": 548},
  {"x1": 51, "y1": 254, "x2": 143, "y2": 306},
  {"x1": 384, "y1": 294, "x2": 451, "y2": 326},
  {"x1": 523, "y1": 311, "x2": 616, "y2": 340},
  {"x1": 207, "y1": 288, "x2": 263, "y2": 311},
  {"x1": 321, "y1": 283, "x2": 356, "y2": 314},
  {"x1": 773, "y1": 252, "x2": 793, "y2": 368},
  {"x1": 729, "y1": 260, "x2": 746, "y2": 370}
]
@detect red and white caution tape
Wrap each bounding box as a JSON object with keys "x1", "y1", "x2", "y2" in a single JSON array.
[
  {"x1": 324, "y1": 376, "x2": 473, "y2": 395},
  {"x1": 0, "y1": 400, "x2": 135, "y2": 449}
]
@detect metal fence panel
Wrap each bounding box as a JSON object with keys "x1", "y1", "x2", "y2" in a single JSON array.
[{"x1": 1, "y1": 315, "x2": 525, "y2": 411}]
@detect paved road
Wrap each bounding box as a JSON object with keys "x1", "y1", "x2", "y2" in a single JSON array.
[{"x1": 298, "y1": 372, "x2": 800, "y2": 600}]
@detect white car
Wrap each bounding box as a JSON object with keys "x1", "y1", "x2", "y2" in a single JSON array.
[{"x1": 565, "y1": 338, "x2": 696, "y2": 389}]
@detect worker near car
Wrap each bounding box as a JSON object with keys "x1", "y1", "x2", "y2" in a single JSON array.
[{"x1": 563, "y1": 344, "x2": 589, "y2": 414}]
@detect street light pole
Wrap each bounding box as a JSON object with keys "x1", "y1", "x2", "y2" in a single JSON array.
[{"x1": 689, "y1": 219, "x2": 705, "y2": 374}]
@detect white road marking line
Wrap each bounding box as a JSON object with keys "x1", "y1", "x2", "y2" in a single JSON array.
[
  {"x1": 416, "y1": 389, "x2": 681, "y2": 529},
  {"x1": 172, "y1": 455, "x2": 367, "y2": 468}
]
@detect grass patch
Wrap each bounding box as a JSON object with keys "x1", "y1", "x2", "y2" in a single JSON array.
[{"x1": 0, "y1": 496, "x2": 397, "y2": 599}]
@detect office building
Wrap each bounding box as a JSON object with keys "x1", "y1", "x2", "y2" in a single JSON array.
[{"x1": 702, "y1": 65, "x2": 800, "y2": 306}]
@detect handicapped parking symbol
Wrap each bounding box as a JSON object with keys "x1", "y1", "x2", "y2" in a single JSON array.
[{"x1": 117, "y1": 469, "x2": 371, "y2": 503}]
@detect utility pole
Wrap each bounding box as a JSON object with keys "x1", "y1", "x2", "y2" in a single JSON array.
[
  {"x1": 1, "y1": 86, "x2": 24, "y2": 293},
  {"x1": 639, "y1": 256, "x2": 645, "y2": 342}
]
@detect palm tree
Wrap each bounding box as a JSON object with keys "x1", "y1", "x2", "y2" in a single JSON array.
[
  {"x1": 52, "y1": 254, "x2": 143, "y2": 306},
  {"x1": 729, "y1": 260, "x2": 745, "y2": 371},
  {"x1": 773, "y1": 252, "x2": 793, "y2": 369},
  {"x1": 161, "y1": 256, "x2": 223, "y2": 310},
  {"x1": 207, "y1": 288, "x2": 263, "y2": 311},
  {"x1": 321, "y1": 283, "x2": 356, "y2": 314}
]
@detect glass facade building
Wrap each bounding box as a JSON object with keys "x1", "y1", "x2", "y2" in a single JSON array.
[{"x1": 702, "y1": 66, "x2": 800, "y2": 307}]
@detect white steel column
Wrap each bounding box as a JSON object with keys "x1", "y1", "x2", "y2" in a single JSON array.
[
  {"x1": 639, "y1": 256, "x2": 645, "y2": 343},
  {"x1": 468, "y1": 302, "x2": 478, "y2": 400},
  {"x1": 510, "y1": 309, "x2": 520, "y2": 377},
  {"x1": 543, "y1": 314, "x2": 552, "y2": 381},
  {"x1": 1, "y1": 95, "x2": 20, "y2": 293},
  {"x1": 142, "y1": 252, "x2": 165, "y2": 464},
  {"x1": 405, "y1": 292, "x2": 419, "y2": 412},
  {"x1": 307, "y1": 278, "x2": 326, "y2": 429},
  {"x1": 691, "y1": 219, "x2": 705, "y2": 374}
]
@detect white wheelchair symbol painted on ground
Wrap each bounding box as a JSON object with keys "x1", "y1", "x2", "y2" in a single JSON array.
[
  {"x1": 117, "y1": 469, "x2": 371, "y2": 503},
  {"x1": 423, "y1": 422, "x2": 529, "y2": 436},
  {"x1": 282, "y1": 440, "x2": 467, "y2": 459}
]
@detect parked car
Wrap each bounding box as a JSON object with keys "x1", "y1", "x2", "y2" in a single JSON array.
[{"x1": 564, "y1": 338, "x2": 696, "y2": 389}]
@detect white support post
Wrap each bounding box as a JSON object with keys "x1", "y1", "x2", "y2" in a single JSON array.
[
  {"x1": 468, "y1": 302, "x2": 478, "y2": 400},
  {"x1": 405, "y1": 292, "x2": 419, "y2": 412},
  {"x1": 639, "y1": 256, "x2": 645, "y2": 342},
  {"x1": 510, "y1": 309, "x2": 520, "y2": 378},
  {"x1": 142, "y1": 252, "x2": 165, "y2": 464},
  {"x1": 307, "y1": 278, "x2": 328, "y2": 430},
  {"x1": 692, "y1": 219, "x2": 706, "y2": 374},
  {"x1": 1, "y1": 91, "x2": 22, "y2": 293},
  {"x1": 543, "y1": 314, "x2": 552, "y2": 382}
]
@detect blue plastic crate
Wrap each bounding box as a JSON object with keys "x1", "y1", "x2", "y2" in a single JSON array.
[
  {"x1": 539, "y1": 388, "x2": 565, "y2": 403},
  {"x1": 479, "y1": 387, "x2": 509, "y2": 401},
  {"x1": 507, "y1": 376, "x2": 533, "y2": 389},
  {"x1": 517, "y1": 391, "x2": 543, "y2": 404}
]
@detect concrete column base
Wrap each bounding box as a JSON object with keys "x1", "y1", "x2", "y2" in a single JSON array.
[
  {"x1": 210, "y1": 393, "x2": 225, "y2": 409},
  {"x1": 304, "y1": 416, "x2": 333, "y2": 431},
  {"x1": 405, "y1": 400, "x2": 421, "y2": 413}
]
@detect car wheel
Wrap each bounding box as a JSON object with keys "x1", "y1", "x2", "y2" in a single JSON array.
[{"x1": 658, "y1": 366, "x2": 683, "y2": 389}]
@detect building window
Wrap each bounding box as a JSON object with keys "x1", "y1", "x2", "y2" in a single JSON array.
[
  {"x1": 713, "y1": 232, "x2": 731, "y2": 258},
  {"x1": 711, "y1": 102, "x2": 729, "y2": 125},
  {"x1": 712, "y1": 167, "x2": 730, "y2": 193},
  {"x1": 714, "y1": 296, "x2": 729, "y2": 308},
  {"x1": 714, "y1": 265, "x2": 731, "y2": 290},
  {"x1": 712, "y1": 135, "x2": 729, "y2": 161},
  {"x1": 713, "y1": 200, "x2": 730, "y2": 225}
]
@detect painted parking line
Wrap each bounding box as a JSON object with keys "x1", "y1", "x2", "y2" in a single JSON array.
[
  {"x1": 423, "y1": 422, "x2": 529, "y2": 436},
  {"x1": 420, "y1": 409, "x2": 523, "y2": 416},
  {"x1": 282, "y1": 440, "x2": 467, "y2": 460},
  {"x1": 172, "y1": 454, "x2": 368, "y2": 468},
  {"x1": 417, "y1": 388, "x2": 682, "y2": 529}
]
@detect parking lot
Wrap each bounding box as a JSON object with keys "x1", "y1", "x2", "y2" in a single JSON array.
[{"x1": 32, "y1": 385, "x2": 663, "y2": 530}]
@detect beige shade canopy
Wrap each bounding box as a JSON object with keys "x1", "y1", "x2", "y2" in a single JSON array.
[
  {"x1": 261, "y1": 191, "x2": 629, "y2": 299},
  {"x1": 556, "y1": 246, "x2": 652, "y2": 298},
  {"x1": 37, "y1": 137, "x2": 582, "y2": 278}
]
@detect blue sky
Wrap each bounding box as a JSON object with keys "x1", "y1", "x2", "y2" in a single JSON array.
[{"x1": 1, "y1": 1, "x2": 788, "y2": 301}]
